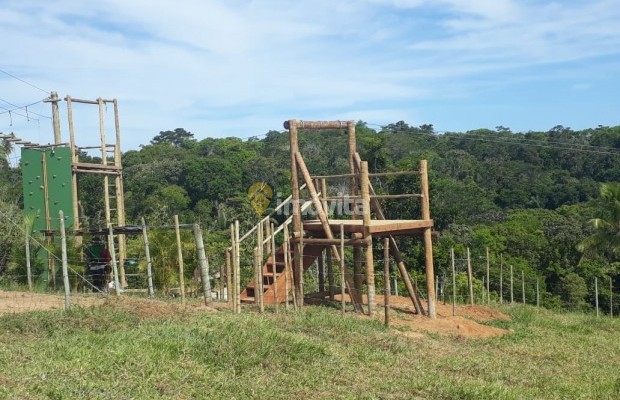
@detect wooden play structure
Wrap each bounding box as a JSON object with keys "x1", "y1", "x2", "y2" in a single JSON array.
[{"x1": 232, "y1": 120, "x2": 438, "y2": 318}]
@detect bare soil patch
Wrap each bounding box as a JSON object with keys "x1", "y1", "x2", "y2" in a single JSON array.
[{"x1": 0, "y1": 290, "x2": 105, "y2": 314}]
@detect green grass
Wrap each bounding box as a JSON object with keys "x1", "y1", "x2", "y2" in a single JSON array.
[{"x1": 0, "y1": 301, "x2": 619, "y2": 399}]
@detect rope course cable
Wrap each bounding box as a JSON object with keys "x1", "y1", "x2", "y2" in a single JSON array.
[{"x1": 0, "y1": 67, "x2": 50, "y2": 94}]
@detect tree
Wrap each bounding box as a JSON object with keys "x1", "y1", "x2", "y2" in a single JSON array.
[
  {"x1": 578, "y1": 183, "x2": 620, "y2": 261},
  {"x1": 150, "y1": 128, "x2": 195, "y2": 147}
]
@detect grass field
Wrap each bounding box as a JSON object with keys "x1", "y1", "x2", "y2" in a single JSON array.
[{"x1": 0, "y1": 298, "x2": 618, "y2": 399}]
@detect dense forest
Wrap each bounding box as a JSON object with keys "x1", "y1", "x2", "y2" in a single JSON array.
[{"x1": 2, "y1": 122, "x2": 620, "y2": 312}]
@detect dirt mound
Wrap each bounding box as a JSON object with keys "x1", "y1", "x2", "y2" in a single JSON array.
[{"x1": 366, "y1": 294, "x2": 510, "y2": 339}]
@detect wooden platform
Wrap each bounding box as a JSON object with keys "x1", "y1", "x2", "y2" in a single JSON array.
[{"x1": 303, "y1": 219, "x2": 433, "y2": 235}]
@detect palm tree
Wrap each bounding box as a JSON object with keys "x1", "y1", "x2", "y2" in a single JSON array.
[{"x1": 578, "y1": 183, "x2": 620, "y2": 260}]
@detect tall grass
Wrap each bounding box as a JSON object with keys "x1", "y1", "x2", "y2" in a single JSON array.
[{"x1": 0, "y1": 301, "x2": 618, "y2": 399}]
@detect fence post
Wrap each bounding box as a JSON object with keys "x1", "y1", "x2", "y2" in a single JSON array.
[
  {"x1": 384, "y1": 238, "x2": 390, "y2": 327},
  {"x1": 141, "y1": 217, "x2": 154, "y2": 297},
  {"x1": 536, "y1": 278, "x2": 540, "y2": 308},
  {"x1": 451, "y1": 247, "x2": 456, "y2": 316},
  {"x1": 25, "y1": 225, "x2": 33, "y2": 291},
  {"x1": 108, "y1": 224, "x2": 121, "y2": 297},
  {"x1": 466, "y1": 247, "x2": 474, "y2": 306},
  {"x1": 510, "y1": 265, "x2": 514, "y2": 304},
  {"x1": 59, "y1": 211, "x2": 71, "y2": 310},
  {"x1": 193, "y1": 223, "x2": 211, "y2": 305},
  {"x1": 595, "y1": 277, "x2": 599, "y2": 317},
  {"x1": 522, "y1": 270, "x2": 526, "y2": 305},
  {"x1": 610, "y1": 276, "x2": 614, "y2": 317},
  {"x1": 174, "y1": 215, "x2": 186, "y2": 306},
  {"x1": 340, "y1": 223, "x2": 346, "y2": 315},
  {"x1": 486, "y1": 247, "x2": 490, "y2": 304},
  {"x1": 499, "y1": 253, "x2": 503, "y2": 304}
]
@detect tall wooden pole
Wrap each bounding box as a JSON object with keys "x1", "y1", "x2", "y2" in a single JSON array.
[
  {"x1": 112, "y1": 99, "x2": 127, "y2": 288},
  {"x1": 451, "y1": 247, "x2": 456, "y2": 316},
  {"x1": 65, "y1": 96, "x2": 80, "y2": 238},
  {"x1": 225, "y1": 248, "x2": 232, "y2": 304},
  {"x1": 283, "y1": 226, "x2": 290, "y2": 310},
  {"x1": 235, "y1": 220, "x2": 241, "y2": 313},
  {"x1": 510, "y1": 265, "x2": 514, "y2": 304},
  {"x1": 59, "y1": 211, "x2": 71, "y2": 310},
  {"x1": 254, "y1": 247, "x2": 263, "y2": 312},
  {"x1": 271, "y1": 223, "x2": 279, "y2": 313},
  {"x1": 230, "y1": 226, "x2": 236, "y2": 312},
  {"x1": 257, "y1": 222, "x2": 264, "y2": 311},
  {"x1": 466, "y1": 247, "x2": 474, "y2": 306},
  {"x1": 174, "y1": 215, "x2": 186, "y2": 306},
  {"x1": 420, "y1": 160, "x2": 436, "y2": 318},
  {"x1": 141, "y1": 217, "x2": 154, "y2": 297},
  {"x1": 219, "y1": 263, "x2": 225, "y2": 300},
  {"x1": 340, "y1": 223, "x2": 346, "y2": 314},
  {"x1": 360, "y1": 161, "x2": 375, "y2": 316},
  {"x1": 50, "y1": 91, "x2": 62, "y2": 144},
  {"x1": 610, "y1": 276, "x2": 614, "y2": 317},
  {"x1": 194, "y1": 223, "x2": 211, "y2": 305},
  {"x1": 327, "y1": 247, "x2": 335, "y2": 301},
  {"x1": 595, "y1": 277, "x2": 599, "y2": 317},
  {"x1": 284, "y1": 223, "x2": 297, "y2": 310},
  {"x1": 318, "y1": 250, "x2": 325, "y2": 294},
  {"x1": 383, "y1": 238, "x2": 391, "y2": 327},
  {"x1": 499, "y1": 253, "x2": 504, "y2": 304},
  {"x1": 486, "y1": 247, "x2": 490, "y2": 304},
  {"x1": 108, "y1": 224, "x2": 120, "y2": 297},
  {"x1": 25, "y1": 225, "x2": 33, "y2": 291},
  {"x1": 521, "y1": 270, "x2": 526, "y2": 305},
  {"x1": 42, "y1": 152, "x2": 55, "y2": 289},
  {"x1": 287, "y1": 120, "x2": 303, "y2": 308},
  {"x1": 536, "y1": 278, "x2": 540, "y2": 308}
]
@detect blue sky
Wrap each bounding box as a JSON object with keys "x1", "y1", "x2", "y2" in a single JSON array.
[{"x1": 1, "y1": 0, "x2": 619, "y2": 151}]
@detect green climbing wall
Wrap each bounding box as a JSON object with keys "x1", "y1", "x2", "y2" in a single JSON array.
[{"x1": 21, "y1": 146, "x2": 74, "y2": 231}]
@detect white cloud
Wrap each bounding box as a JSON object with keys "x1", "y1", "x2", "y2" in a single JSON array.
[{"x1": 1, "y1": 0, "x2": 619, "y2": 148}]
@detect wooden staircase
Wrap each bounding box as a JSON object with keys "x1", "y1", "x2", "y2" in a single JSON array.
[{"x1": 240, "y1": 242, "x2": 327, "y2": 304}]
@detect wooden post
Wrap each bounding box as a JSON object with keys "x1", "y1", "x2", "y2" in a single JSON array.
[
  {"x1": 482, "y1": 277, "x2": 485, "y2": 304},
  {"x1": 230, "y1": 226, "x2": 236, "y2": 312},
  {"x1": 271, "y1": 223, "x2": 279, "y2": 313},
  {"x1": 451, "y1": 247, "x2": 456, "y2": 316},
  {"x1": 384, "y1": 238, "x2": 390, "y2": 327},
  {"x1": 360, "y1": 161, "x2": 375, "y2": 316},
  {"x1": 521, "y1": 270, "x2": 526, "y2": 305},
  {"x1": 108, "y1": 224, "x2": 120, "y2": 297},
  {"x1": 420, "y1": 160, "x2": 436, "y2": 318},
  {"x1": 299, "y1": 225, "x2": 304, "y2": 308},
  {"x1": 287, "y1": 120, "x2": 303, "y2": 308},
  {"x1": 253, "y1": 247, "x2": 262, "y2": 312},
  {"x1": 112, "y1": 99, "x2": 127, "y2": 289},
  {"x1": 499, "y1": 253, "x2": 504, "y2": 304},
  {"x1": 327, "y1": 247, "x2": 335, "y2": 301},
  {"x1": 66, "y1": 96, "x2": 80, "y2": 239},
  {"x1": 25, "y1": 225, "x2": 33, "y2": 291},
  {"x1": 466, "y1": 247, "x2": 474, "y2": 306},
  {"x1": 235, "y1": 220, "x2": 241, "y2": 313},
  {"x1": 353, "y1": 246, "x2": 363, "y2": 311},
  {"x1": 225, "y1": 248, "x2": 232, "y2": 304},
  {"x1": 194, "y1": 223, "x2": 211, "y2": 305},
  {"x1": 394, "y1": 278, "x2": 398, "y2": 296},
  {"x1": 257, "y1": 221, "x2": 264, "y2": 311},
  {"x1": 42, "y1": 152, "x2": 55, "y2": 289},
  {"x1": 59, "y1": 211, "x2": 71, "y2": 310},
  {"x1": 340, "y1": 223, "x2": 346, "y2": 314},
  {"x1": 141, "y1": 217, "x2": 154, "y2": 297},
  {"x1": 284, "y1": 223, "x2": 297, "y2": 310},
  {"x1": 174, "y1": 215, "x2": 186, "y2": 306},
  {"x1": 50, "y1": 91, "x2": 62, "y2": 144},
  {"x1": 219, "y1": 264, "x2": 225, "y2": 300},
  {"x1": 98, "y1": 98, "x2": 111, "y2": 235},
  {"x1": 595, "y1": 277, "x2": 599, "y2": 317},
  {"x1": 610, "y1": 276, "x2": 613, "y2": 317},
  {"x1": 536, "y1": 278, "x2": 540, "y2": 308},
  {"x1": 318, "y1": 250, "x2": 325, "y2": 294},
  {"x1": 486, "y1": 247, "x2": 490, "y2": 304},
  {"x1": 283, "y1": 222, "x2": 290, "y2": 310},
  {"x1": 510, "y1": 265, "x2": 514, "y2": 304}
]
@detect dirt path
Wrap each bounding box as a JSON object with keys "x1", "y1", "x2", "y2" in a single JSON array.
[{"x1": 0, "y1": 290, "x2": 106, "y2": 314}]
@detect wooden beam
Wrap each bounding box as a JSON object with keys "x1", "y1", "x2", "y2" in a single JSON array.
[{"x1": 283, "y1": 120, "x2": 353, "y2": 130}]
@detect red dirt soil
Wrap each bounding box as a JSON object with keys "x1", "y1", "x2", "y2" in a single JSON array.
[{"x1": 1, "y1": 290, "x2": 509, "y2": 339}]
